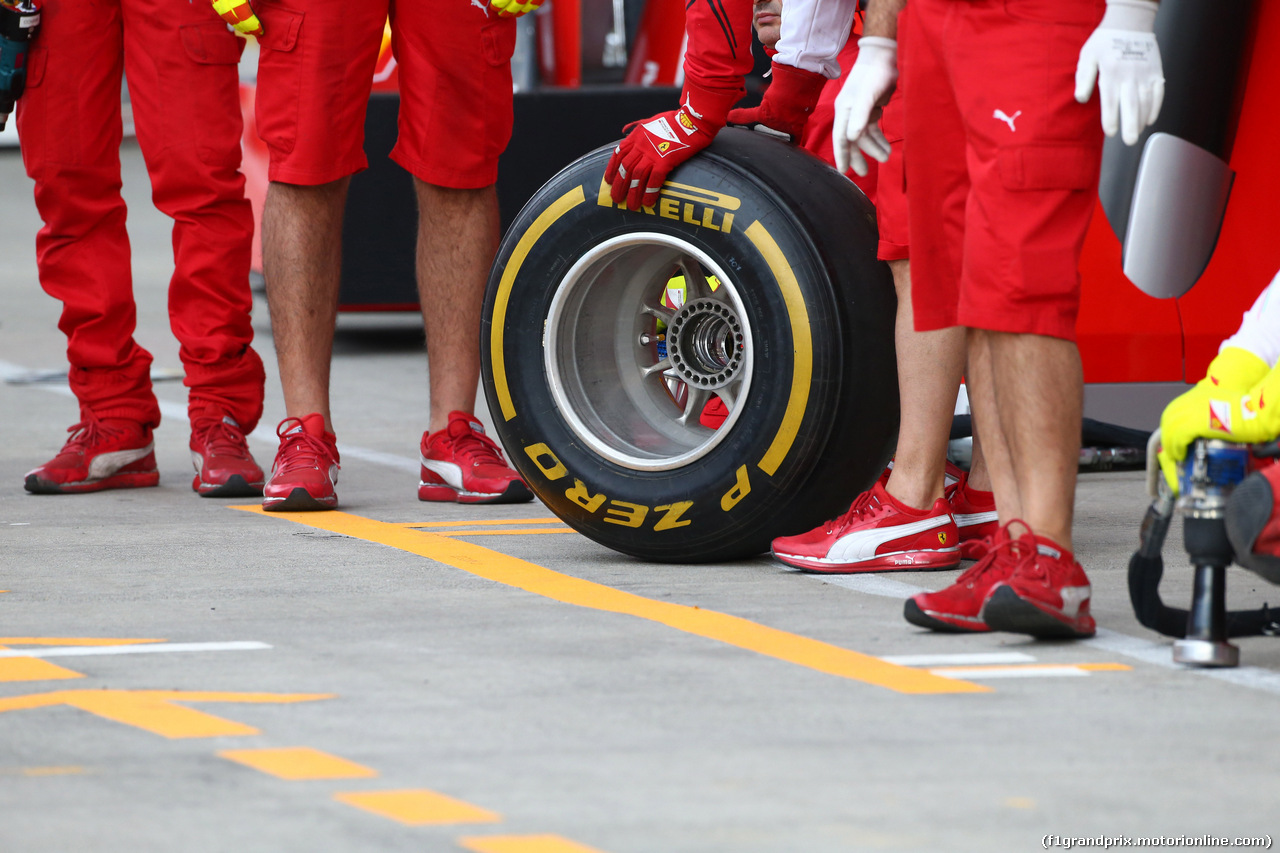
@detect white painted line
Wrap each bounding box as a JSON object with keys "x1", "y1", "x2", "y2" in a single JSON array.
[
  {"x1": 811, "y1": 574, "x2": 924, "y2": 599},
  {"x1": 881, "y1": 652, "x2": 1037, "y2": 667},
  {"x1": 931, "y1": 666, "x2": 1089, "y2": 680},
  {"x1": 0, "y1": 641, "x2": 271, "y2": 659},
  {"x1": 2, "y1": 359, "x2": 421, "y2": 473},
  {"x1": 800, "y1": 567, "x2": 1280, "y2": 697},
  {"x1": 1085, "y1": 628, "x2": 1280, "y2": 696}
]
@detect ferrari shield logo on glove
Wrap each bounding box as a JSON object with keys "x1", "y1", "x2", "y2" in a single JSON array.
[
  {"x1": 1209, "y1": 400, "x2": 1232, "y2": 433},
  {"x1": 642, "y1": 117, "x2": 691, "y2": 158}
]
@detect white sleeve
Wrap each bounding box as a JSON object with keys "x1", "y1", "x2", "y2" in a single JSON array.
[
  {"x1": 772, "y1": 0, "x2": 859, "y2": 79},
  {"x1": 1220, "y1": 270, "x2": 1280, "y2": 368}
]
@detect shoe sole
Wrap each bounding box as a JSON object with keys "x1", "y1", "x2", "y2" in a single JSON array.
[
  {"x1": 195, "y1": 474, "x2": 265, "y2": 498},
  {"x1": 903, "y1": 598, "x2": 990, "y2": 633},
  {"x1": 418, "y1": 480, "x2": 535, "y2": 504},
  {"x1": 772, "y1": 549, "x2": 961, "y2": 574},
  {"x1": 24, "y1": 470, "x2": 160, "y2": 494},
  {"x1": 982, "y1": 585, "x2": 1095, "y2": 639},
  {"x1": 262, "y1": 487, "x2": 337, "y2": 512},
  {"x1": 1226, "y1": 473, "x2": 1280, "y2": 585}
]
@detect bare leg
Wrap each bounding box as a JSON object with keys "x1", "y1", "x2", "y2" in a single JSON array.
[
  {"x1": 883, "y1": 259, "x2": 967, "y2": 510},
  {"x1": 414, "y1": 179, "x2": 501, "y2": 434},
  {"x1": 261, "y1": 178, "x2": 350, "y2": 432},
  {"x1": 971, "y1": 328, "x2": 1081, "y2": 549},
  {"x1": 967, "y1": 429, "x2": 992, "y2": 492},
  {"x1": 965, "y1": 329, "x2": 1020, "y2": 525}
]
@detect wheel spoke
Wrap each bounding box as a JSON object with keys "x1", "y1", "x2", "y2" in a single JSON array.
[
  {"x1": 642, "y1": 302, "x2": 675, "y2": 325},
  {"x1": 677, "y1": 385, "x2": 711, "y2": 427},
  {"x1": 640, "y1": 357, "x2": 672, "y2": 378},
  {"x1": 716, "y1": 383, "x2": 739, "y2": 412},
  {"x1": 677, "y1": 257, "x2": 713, "y2": 302}
]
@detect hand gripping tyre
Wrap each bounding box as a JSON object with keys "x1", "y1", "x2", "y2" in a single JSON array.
[{"x1": 482, "y1": 128, "x2": 899, "y2": 562}]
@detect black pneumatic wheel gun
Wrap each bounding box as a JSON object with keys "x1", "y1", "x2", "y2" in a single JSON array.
[{"x1": 0, "y1": 0, "x2": 40, "y2": 132}]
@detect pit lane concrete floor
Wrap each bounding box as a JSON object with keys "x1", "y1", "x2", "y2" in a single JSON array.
[{"x1": 2, "y1": 143, "x2": 1278, "y2": 853}]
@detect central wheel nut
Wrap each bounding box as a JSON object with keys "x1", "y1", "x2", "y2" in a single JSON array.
[{"x1": 666, "y1": 298, "x2": 746, "y2": 390}]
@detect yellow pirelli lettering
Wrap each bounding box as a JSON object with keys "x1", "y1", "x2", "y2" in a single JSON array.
[
  {"x1": 523, "y1": 443, "x2": 568, "y2": 481},
  {"x1": 721, "y1": 465, "x2": 751, "y2": 512},
  {"x1": 565, "y1": 480, "x2": 606, "y2": 513},
  {"x1": 603, "y1": 500, "x2": 649, "y2": 528},
  {"x1": 653, "y1": 501, "x2": 694, "y2": 530},
  {"x1": 745, "y1": 221, "x2": 811, "y2": 477},
  {"x1": 492, "y1": 186, "x2": 587, "y2": 422}
]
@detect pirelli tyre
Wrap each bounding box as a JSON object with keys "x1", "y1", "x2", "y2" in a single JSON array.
[{"x1": 481, "y1": 128, "x2": 898, "y2": 562}]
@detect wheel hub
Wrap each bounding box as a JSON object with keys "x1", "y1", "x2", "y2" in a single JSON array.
[{"x1": 666, "y1": 298, "x2": 745, "y2": 391}]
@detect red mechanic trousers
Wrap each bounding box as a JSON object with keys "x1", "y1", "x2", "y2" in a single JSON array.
[{"x1": 16, "y1": 0, "x2": 264, "y2": 432}]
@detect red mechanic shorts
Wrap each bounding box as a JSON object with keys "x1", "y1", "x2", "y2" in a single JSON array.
[
  {"x1": 901, "y1": 0, "x2": 1105, "y2": 341},
  {"x1": 875, "y1": 87, "x2": 908, "y2": 262},
  {"x1": 254, "y1": 0, "x2": 517, "y2": 189}
]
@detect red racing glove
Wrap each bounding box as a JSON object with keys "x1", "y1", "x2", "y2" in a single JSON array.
[
  {"x1": 604, "y1": 84, "x2": 740, "y2": 211},
  {"x1": 212, "y1": 0, "x2": 262, "y2": 36},
  {"x1": 726, "y1": 62, "x2": 828, "y2": 143}
]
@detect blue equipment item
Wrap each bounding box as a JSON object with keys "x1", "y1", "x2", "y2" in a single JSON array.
[
  {"x1": 1129, "y1": 437, "x2": 1280, "y2": 668},
  {"x1": 0, "y1": 0, "x2": 40, "y2": 132}
]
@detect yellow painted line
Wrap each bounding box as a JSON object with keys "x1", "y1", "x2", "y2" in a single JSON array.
[
  {"x1": 930, "y1": 663, "x2": 1132, "y2": 678},
  {"x1": 460, "y1": 835, "x2": 608, "y2": 853},
  {"x1": 0, "y1": 638, "x2": 163, "y2": 646},
  {"x1": 400, "y1": 519, "x2": 566, "y2": 528},
  {"x1": 219, "y1": 747, "x2": 377, "y2": 780},
  {"x1": 235, "y1": 508, "x2": 986, "y2": 695},
  {"x1": 22, "y1": 766, "x2": 87, "y2": 777},
  {"x1": 0, "y1": 658, "x2": 84, "y2": 682},
  {"x1": 0, "y1": 689, "x2": 333, "y2": 739},
  {"x1": 744, "y1": 221, "x2": 811, "y2": 477},
  {"x1": 425, "y1": 529, "x2": 574, "y2": 537},
  {"x1": 492, "y1": 185, "x2": 588, "y2": 421},
  {"x1": 334, "y1": 789, "x2": 501, "y2": 826}
]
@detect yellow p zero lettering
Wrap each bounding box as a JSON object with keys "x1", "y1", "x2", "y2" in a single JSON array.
[
  {"x1": 524, "y1": 443, "x2": 567, "y2": 481},
  {"x1": 721, "y1": 465, "x2": 751, "y2": 512},
  {"x1": 565, "y1": 480, "x2": 607, "y2": 513},
  {"x1": 603, "y1": 500, "x2": 650, "y2": 528},
  {"x1": 492, "y1": 186, "x2": 587, "y2": 422},
  {"x1": 745, "y1": 221, "x2": 811, "y2": 476},
  {"x1": 653, "y1": 501, "x2": 694, "y2": 531}
]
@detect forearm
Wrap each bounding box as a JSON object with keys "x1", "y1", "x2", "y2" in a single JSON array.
[
  {"x1": 682, "y1": 0, "x2": 756, "y2": 99},
  {"x1": 863, "y1": 0, "x2": 907, "y2": 40}
]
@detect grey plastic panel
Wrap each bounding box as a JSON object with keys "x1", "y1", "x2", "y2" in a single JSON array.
[{"x1": 1122, "y1": 133, "x2": 1234, "y2": 300}]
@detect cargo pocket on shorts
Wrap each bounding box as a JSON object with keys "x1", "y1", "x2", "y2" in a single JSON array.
[
  {"x1": 180, "y1": 21, "x2": 245, "y2": 166},
  {"x1": 997, "y1": 144, "x2": 1100, "y2": 192},
  {"x1": 481, "y1": 17, "x2": 517, "y2": 66},
  {"x1": 254, "y1": 7, "x2": 305, "y2": 157}
]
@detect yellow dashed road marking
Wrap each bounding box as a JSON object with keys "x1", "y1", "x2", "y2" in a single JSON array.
[
  {"x1": 0, "y1": 658, "x2": 84, "y2": 682},
  {"x1": 219, "y1": 747, "x2": 378, "y2": 780},
  {"x1": 0, "y1": 638, "x2": 164, "y2": 646},
  {"x1": 460, "y1": 834, "x2": 609, "y2": 853},
  {"x1": 335, "y1": 789, "x2": 502, "y2": 826},
  {"x1": 236, "y1": 508, "x2": 987, "y2": 696},
  {"x1": 0, "y1": 689, "x2": 332, "y2": 738}
]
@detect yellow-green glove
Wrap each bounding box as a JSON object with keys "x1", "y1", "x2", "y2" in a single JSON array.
[
  {"x1": 1158, "y1": 346, "x2": 1270, "y2": 492},
  {"x1": 212, "y1": 0, "x2": 262, "y2": 36},
  {"x1": 490, "y1": 0, "x2": 544, "y2": 17}
]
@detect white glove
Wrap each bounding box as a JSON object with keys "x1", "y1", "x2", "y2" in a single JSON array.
[
  {"x1": 832, "y1": 37, "x2": 898, "y2": 177},
  {"x1": 1074, "y1": 0, "x2": 1164, "y2": 146}
]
